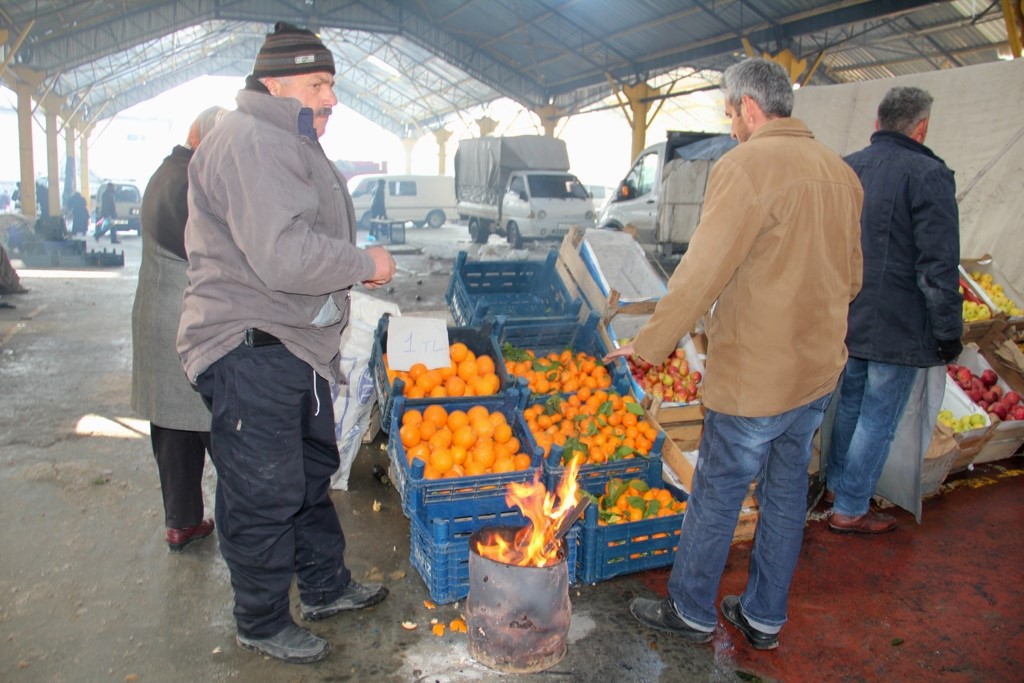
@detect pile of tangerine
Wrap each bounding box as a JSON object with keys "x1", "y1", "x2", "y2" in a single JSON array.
[
  {"x1": 501, "y1": 344, "x2": 614, "y2": 395},
  {"x1": 592, "y1": 477, "x2": 688, "y2": 526},
  {"x1": 383, "y1": 342, "x2": 501, "y2": 399},
  {"x1": 522, "y1": 388, "x2": 660, "y2": 467},
  {"x1": 398, "y1": 403, "x2": 533, "y2": 480}
]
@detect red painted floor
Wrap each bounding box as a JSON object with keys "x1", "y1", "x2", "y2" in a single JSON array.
[{"x1": 637, "y1": 461, "x2": 1024, "y2": 682}]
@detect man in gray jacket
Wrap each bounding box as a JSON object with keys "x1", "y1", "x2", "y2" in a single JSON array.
[{"x1": 177, "y1": 22, "x2": 396, "y2": 664}]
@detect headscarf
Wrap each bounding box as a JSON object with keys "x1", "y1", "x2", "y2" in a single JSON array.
[{"x1": 185, "y1": 106, "x2": 228, "y2": 150}]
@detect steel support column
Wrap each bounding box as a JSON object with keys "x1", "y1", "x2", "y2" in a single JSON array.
[{"x1": 434, "y1": 128, "x2": 453, "y2": 176}]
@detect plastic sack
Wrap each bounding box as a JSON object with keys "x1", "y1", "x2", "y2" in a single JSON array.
[{"x1": 331, "y1": 291, "x2": 400, "y2": 490}]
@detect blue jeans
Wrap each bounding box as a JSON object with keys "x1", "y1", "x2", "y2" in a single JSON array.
[
  {"x1": 827, "y1": 357, "x2": 917, "y2": 518},
  {"x1": 668, "y1": 393, "x2": 832, "y2": 632}
]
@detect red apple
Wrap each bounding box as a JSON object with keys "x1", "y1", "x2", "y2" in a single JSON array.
[
  {"x1": 990, "y1": 402, "x2": 1008, "y2": 420},
  {"x1": 982, "y1": 390, "x2": 999, "y2": 404},
  {"x1": 956, "y1": 367, "x2": 972, "y2": 384},
  {"x1": 991, "y1": 385, "x2": 1004, "y2": 399},
  {"x1": 981, "y1": 369, "x2": 999, "y2": 387},
  {"x1": 968, "y1": 388, "x2": 984, "y2": 402},
  {"x1": 1005, "y1": 391, "x2": 1021, "y2": 406},
  {"x1": 1013, "y1": 405, "x2": 1024, "y2": 420}
]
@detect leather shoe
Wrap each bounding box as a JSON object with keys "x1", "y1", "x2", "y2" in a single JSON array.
[
  {"x1": 829, "y1": 511, "x2": 896, "y2": 535},
  {"x1": 629, "y1": 597, "x2": 713, "y2": 643},
  {"x1": 720, "y1": 595, "x2": 778, "y2": 650},
  {"x1": 166, "y1": 518, "x2": 215, "y2": 552},
  {"x1": 237, "y1": 623, "x2": 330, "y2": 664},
  {"x1": 301, "y1": 581, "x2": 388, "y2": 621}
]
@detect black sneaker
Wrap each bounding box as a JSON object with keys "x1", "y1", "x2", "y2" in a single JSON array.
[
  {"x1": 720, "y1": 595, "x2": 779, "y2": 650},
  {"x1": 236, "y1": 623, "x2": 331, "y2": 664},
  {"x1": 300, "y1": 581, "x2": 388, "y2": 621},
  {"x1": 629, "y1": 597, "x2": 713, "y2": 643}
]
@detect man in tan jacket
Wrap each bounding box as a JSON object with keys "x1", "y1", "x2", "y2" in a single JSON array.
[{"x1": 605, "y1": 58, "x2": 863, "y2": 650}]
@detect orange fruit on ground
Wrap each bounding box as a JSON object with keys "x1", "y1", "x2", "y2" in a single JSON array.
[
  {"x1": 402, "y1": 409, "x2": 423, "y2": 427},
  {"x1": 423, "y1": 404, "x2": 449, "y2": 429},
  {"x1": 447, "y1": 410, "x2": 470, "y2": 432},
  {"x1": 399, "y1": 423, "x2": 421, "y2": 449},
  {"x1": 450, "y1": 342, "x2": 469, "y2": 363}
]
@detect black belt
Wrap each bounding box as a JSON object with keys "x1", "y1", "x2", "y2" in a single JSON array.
[{"x1": 243, "y1": 328, "x2": 282, "y2": 347}]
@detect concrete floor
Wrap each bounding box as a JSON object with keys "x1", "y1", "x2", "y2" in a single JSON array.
[{"x1": 1, "y1": 223, "x2": 1021, "y2": 682}]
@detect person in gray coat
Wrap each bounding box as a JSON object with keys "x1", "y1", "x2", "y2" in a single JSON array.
[{"x1": 131, "y1": 106, "x2": 227, "y2": 552}]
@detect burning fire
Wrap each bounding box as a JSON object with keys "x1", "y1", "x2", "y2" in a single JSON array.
[{"x1": 475, "y1": 456, "x2": 584, "y2": 567}]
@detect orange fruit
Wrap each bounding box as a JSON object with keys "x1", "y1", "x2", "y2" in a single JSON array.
[
  {"x1": 423, "y1": 464, "x2": 442, "y2": 480},
  {"x1": 457, "y1": 358, "x2": 478, "y2": 383},
  {"x1": 407, "y1": 443, "x2": 430, "y2": 466},
  {"x1": 429, "y1": 448, "x2": 454, "y2": 474},
  {"x1": 473, "y1": 441, "x2": 496, "y2": 468},
  {"x1": 476, "y1": 355, "x2": 496, "y2": 376},
  {"x1": 487, "y1": 410, "x2": 507, "y2": 426},
  {"x1": 409, "y1": 363, "x2": 428, "y2": 381},
  {"x1": 466, "y1": 405, "x2": 489, "y2": 423},
  {"x1": 429, "y1": 385, "x2": 446, "y2": 398},
  {"x1": 399, "y1": 423, "x2": 421, "y2": 449},
  {"x1": 452, "y1": 425, "x2": 477, "y2": 450},
  {"x1": 512, "y1": 453, "x2": 532, "y2": 470},
  {"x1": 402, "y1": 409, "x2": 423, "y2": 427},
  {"x1": 418, "y1": 420, "x2": 438, "y2": 442},
  {"x1": 444, "y1": 376, "x2": 467, "y2": 397},
  {"x1": 463, "y1": 458, "x2": 487, "y2": 476},
  {"x1": 449, "y1": 445, "x2": 469, "y2": 466},
  {"x1": 447, "y1": 410, "x2": 470, "y2": 431},
  {"x1": 473, "y1": 376, "x2": 496, "y2": 396},
  {"x1": 472, "y1": 418, "x2": 495, "y2": 439},
  {"x1": 428, "y1": 429, "x2": 453, "y2": 451},
  {"x1": 493, "y1": 422, "x2": 513, "y2": 444},
  {"x1": 423, "y1": 404, "x2": 449, "y2": 429},
  {"x1": 450, "y1": 342, "x2": 469, "y2": 363},
  {"x1": 505, "y1": 436, "x2": 521, "y2": 453},
  {"x1": 406, "y1": 385, "x2": 426, "y2": 399},
  {"x1": 491, "y1": 457, "x2": 515, "y2": 474}
]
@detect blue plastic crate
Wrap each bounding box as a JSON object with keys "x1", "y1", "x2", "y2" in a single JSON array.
[
  {"x1": 370, "y1": 314, "x2": 513, "y2": 434},
  {"x1": 493, "y1": 311, "x2": 632, "y2": 402},
  {"x1": 410, "y1": 512, "x2": 580, "y2": 604},
  {"x1": 446, "y1": 250, "x2": 583, "y2": 327},
  {"x1": 576, "y1": 487, "x2": 687, "y2": 585},
  {"x1": 387, "y1": 391, "x2": 543, "y2": 524}
]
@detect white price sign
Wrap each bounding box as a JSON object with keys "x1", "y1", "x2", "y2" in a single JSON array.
[{"x1": 385, "y1": 317, "x2": 451, "y2": 371}]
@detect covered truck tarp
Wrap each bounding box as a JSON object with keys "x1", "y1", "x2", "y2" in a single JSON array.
[
  {"x1": 794, "y1": 58, "x2": 1024, "y2": 292},
  {"x1": 454, "y1": 136, "x2": 571, "y2": 206}
]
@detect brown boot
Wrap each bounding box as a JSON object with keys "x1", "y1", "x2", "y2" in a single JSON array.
[{"x1": 829, "y1": 511, "x2": 896, "y2": 535}]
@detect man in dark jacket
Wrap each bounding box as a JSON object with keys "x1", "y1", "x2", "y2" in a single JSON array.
[{"x1": 826, "y1": 86, "x2": 962, "y2": 534}]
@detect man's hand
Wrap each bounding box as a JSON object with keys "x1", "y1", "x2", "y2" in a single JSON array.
[
  {"x1": 364, "y1": 246, "x2": 396, "y2": 289},
  {"x1": 602, "y1": 343, "x2": 635, "y2": 364},
  {"x1": 937, "y1": 338, "x2": 963, "y2": 363}
]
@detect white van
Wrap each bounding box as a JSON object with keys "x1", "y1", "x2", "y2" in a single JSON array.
[
  {"x1": 93, "y1": 180, "x2": 142, "y2": 233},
  {"x1": 348, "y1": 174, "x2": 457, "y2": 230},
  {"x1": 597, "y1": 132, "x2": 734, "y2": 255}
]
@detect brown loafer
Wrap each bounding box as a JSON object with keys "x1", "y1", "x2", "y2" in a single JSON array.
[{"x1": 829, "y1": 511, "x2": 896, "y2": 535}]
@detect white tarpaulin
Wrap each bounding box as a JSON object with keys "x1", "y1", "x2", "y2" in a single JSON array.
[{"x1": 794, "y1": 59, "x2": 1024, "y2": 292}]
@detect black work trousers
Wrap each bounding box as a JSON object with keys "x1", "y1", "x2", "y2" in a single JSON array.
[
  {"x1": 196, "y1": 343, "x2": 350, "y2": 638},
  {"x1": 150, "y1": 425, "x2": 210, "y2": 529}
]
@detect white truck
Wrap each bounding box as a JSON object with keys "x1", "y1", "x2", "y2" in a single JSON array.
[
  {"x1": 454, "y1": 135, "x2": 595, "y2": 248},
  {"x1": 597, "y1": 131, "x2": 735, "y2": 256}
]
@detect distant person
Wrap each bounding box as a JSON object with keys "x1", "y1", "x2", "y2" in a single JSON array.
[
  {"x1": 604, "y1": 58, "x2": 863, "y2": 650},
  {"x1": 0, "y1": 188, "x2": 10, "y2": 212},
  {"x1": 96, "y1": 183, "x2": 120, "y2": 243},
  {"x1": 177, "y1": 22, "x2": 396, "y2": 664},
  {"x1": 66, "y1": 192, "x2": 90, "y2": 236},
  {"x1": 36, "y1": 181, "x2": 49, "y2": 218},
  {"x1": 131, "y1": 107, "x2": 228, "y2": 553},
  {"x1": 825, "y1": 86, "x2": 962, "y2": 534},
  {"x1": 368, "y1": 178, "x2": 386, "y2": 239}
]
